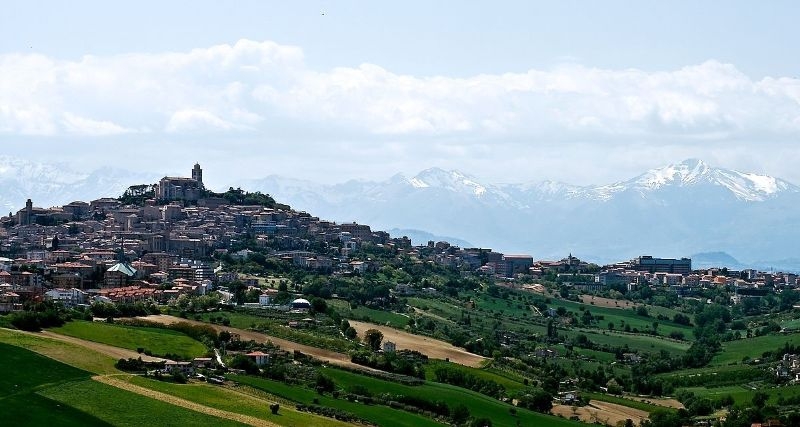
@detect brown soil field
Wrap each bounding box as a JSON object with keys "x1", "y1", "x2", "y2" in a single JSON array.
[
  {"x1": 628, "y1": 396, "x2": 684, "y2": 409},
  {"x1": 579, "y1": 295, "x2": 640, "y2": 309},
  {"x1": 551, "y1": 399, "x2": 649, "y2": 426},
  {"x1": 348, "y1": 320, "x2": 487, "y2": 367},
  {"x1": 93, "y1": 375, "x2": 278, "y2": 427},
  {"x1": 141, "y1": 315, "x2": 370, "y2": 371}
]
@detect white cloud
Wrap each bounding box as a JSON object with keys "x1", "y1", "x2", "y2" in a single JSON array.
[
  {"x1": 0, "y1": 39, "x2": 799, "y2": 146},
  {"x1": 62, "y1": 112, "x2": 132, "y2": 136},
  {"x1": 165, "y1": 109, "x2": 236, "y2": 133}
]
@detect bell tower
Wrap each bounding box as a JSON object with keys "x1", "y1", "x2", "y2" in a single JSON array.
[{"x1": 192, "y1": 163, "x2": 203, "y2": 187}]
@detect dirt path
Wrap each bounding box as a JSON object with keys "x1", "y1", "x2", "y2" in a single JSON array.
[
  {"x1": 141, "y1": 315, "x2": 368, "y2": 370},
  {"x1": 348, "y1": 320, "x2": 487, "y2": 367},
  {"x1": 551, "y1": 400, "x2": 649, "y2": 426},
  {"x1": 93, "y1": 375, "x2": 278, "y2": 427}
]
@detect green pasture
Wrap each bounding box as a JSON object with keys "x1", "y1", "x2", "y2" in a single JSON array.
[
  {"x1": 711, "y1": 332, "x2": 800, "y2": 366},
  {"x1": 124, "y1": 376, "x2": 351, "y2": 427},
  {"x1": 230, "y1": 374, "x2": 445, "y2": 427},
  {"x1": 40, "y1": 379, "x2": 245, "y2": 427},
  {"x1": 49, "y1": 320, "x2": 208, "y2": 360},
  {"x1": 317, "y1": 367, "x2": 584, "y2": 427}
]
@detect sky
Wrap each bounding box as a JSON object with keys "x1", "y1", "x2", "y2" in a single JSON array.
[{"x1": 2, "y1": 0, "x2": 800, "y2": 189}]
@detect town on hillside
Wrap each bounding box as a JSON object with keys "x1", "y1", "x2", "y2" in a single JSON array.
[{"x1": 2, "y1": 165, "x2": 800, "y2": 427}]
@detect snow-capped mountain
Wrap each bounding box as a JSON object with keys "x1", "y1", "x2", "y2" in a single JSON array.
[
  {"x1": 0, "y1": 156, "x2": 160, "y2": 213},
  {"x1": 244, "y1": 159, "x2": 800, "y2": 263}
]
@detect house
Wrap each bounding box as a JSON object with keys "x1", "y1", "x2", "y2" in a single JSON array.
[
  {"x1": 383, "y1": 341, "x2": 397, "y2": 353},
  {"x1": 245, "y1": 351, "x2": 269, "y2": 366},
  {"x1": 533, "y1": 348, "x2": 558, "y2": 358},
  {"x1": 164, "y1": 361, "x2": 193, "y2": 375},
  {"x1": 192, "y1": 357, "x2": 214, "y2": 369},
  {"x1": 44, "y1": 288, "x2": 86, "y2": 307},
  {"x1": 259, "y1": 289, "x2": 279, "y2": 305}
]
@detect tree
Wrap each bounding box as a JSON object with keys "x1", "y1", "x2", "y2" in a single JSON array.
[
  {"x1": 451, "y1": 403, "x2": 470, "y2": 425},
  {"x1": 311, "y1": 297, "x2": 327, "y2": 314},
  {"x1": 606, "y1": 378, "x2": 623, "y2": 395},
  {"x1": 364, "y1": 329, "x2": 384, "y2": 351}
]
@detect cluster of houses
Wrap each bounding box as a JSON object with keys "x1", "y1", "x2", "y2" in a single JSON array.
[
  {"x1": 775, "y1": 353, "x2": 800, "y2": 383},
  {"x1": 2, "y1": 165, "x2": 797, "y2": 313}
]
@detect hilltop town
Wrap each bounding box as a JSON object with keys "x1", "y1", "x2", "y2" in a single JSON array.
[{"x1": 2, "y1": 165, "x2": 800, "y2": 427}]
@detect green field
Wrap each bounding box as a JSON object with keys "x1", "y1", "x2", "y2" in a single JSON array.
[
  {"x1": 679, "y1": 384, "x2": 800, "y2": 406},
  {"x1": 316, "y1": 367, "x2": 584, "y2": 427},
  {"x1": 425, "y1": 359, "x2": 527, "y2": 393},
  {"x1": 49, "y1": 320, "x2": 208, "y2": 360},
  {"x1": 329, "y1": 299, "x2": 411, "y2": 328},
  {"x1": 40, "y1": 379, "x2": 245, "y2": 427},
  {"x1": 231, "y1": 374, "x2": 445, "y2": 427},
  {"x1": 0, "y1": 343, "x2": 243, "y2": 427},
  {"x1": 564, "y1": 328, "x2": 690, "y2": 355},
  {"x1": 0, "y1": 328, "x2": 119, "y2": 374},
  {"x1": 711, "y1": 332, "x2": 800, "y2": 366},
  {"x1": 123, "y1": 376, "x2": 351, "y2": 427}
]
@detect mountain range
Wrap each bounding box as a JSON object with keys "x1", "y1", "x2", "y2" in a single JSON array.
[
  {"x1": 242, "y1": 159, "x2": 800, "y2": 267},
  {"x1": 1, "y1": 155, "x2": 799, "y2": 269}
]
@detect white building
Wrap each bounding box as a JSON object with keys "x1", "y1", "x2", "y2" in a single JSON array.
[{"x1": 44, "y1": 288, "x2": 86, "y2": 307}]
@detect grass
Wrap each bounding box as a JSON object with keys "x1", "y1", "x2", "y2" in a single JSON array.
[
  {"x1": 123, "y1": 376, "x2": 352, "y2": 427},
  {"x1": 0, "y1": 342, "x2": 111, "y2": 426},
  {"x1": 49, "y1": 320, "x2": 208, "y2": 360},
  {"x1": 563, "y1": 328, "x2": 690, "y2": 355},
  {"x1": 0, "y1": 342, "x2": 92, "y2": 398},
  {"x1": 316, "y1": 367, "x2": 584, "y2": 427},
  {"x1": 0, "y1": 342, "x2": 243, "y2": 427},
  {"x1": 230, "y1": 374, "x2": 445, "y2": 427},
  {"x1": 711, "y1": 332, "x2": 800, "y2": 366},
  {"x1": 39, "y1": 379, "x2": 246, "y2": 427},
  {"x1": 425, "y1": 359, "x2": 527, "y2": 393},
  {"x1": 3, "y1": 393, "x2": 113, "y2": 427},
  {"x1": 0, "y1": 328, "x2": 119, "y2": 374},
  {"x1": 329, "y1": 299, "x2": 410, "y2": 328},
  {"x1": 679, "y1": 384, "x2": 800, "y2": 406}
]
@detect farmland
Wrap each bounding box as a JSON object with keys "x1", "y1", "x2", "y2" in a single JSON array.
[
  {"x1": 0, "y1": 343, "x2": 244, "y2": 427},
  {"x1": 48, "y1": 320, "x2": 209, "y2": 360}
]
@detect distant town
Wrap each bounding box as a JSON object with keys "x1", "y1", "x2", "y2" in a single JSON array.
[{"x1": 0, "y1": 164, "x2": 794, "y2": 314}]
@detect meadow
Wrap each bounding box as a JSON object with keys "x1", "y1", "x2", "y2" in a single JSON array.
[
  {"x1": 0, "y1": 343, "x2": 242, "y2": 427},
  {"x1": 710, "y1": 332, "x2": 800, "y2": 366},
  {"x1": 48, "y1": 320, "x2": 208, "y2": 360},
  {"x1": 230, "y1": 374, "x2": 445, "y2": 427},
  {"x1": 316, "y1": 367, "x2": 584, "y2": 427},
  {"x1": 123, "y1": 376, "x2": 352, "y2": 427}
]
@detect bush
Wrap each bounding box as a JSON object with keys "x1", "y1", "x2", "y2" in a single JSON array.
[{"x1": 269, "y1": 403, "x2": 279, "y2": 415}]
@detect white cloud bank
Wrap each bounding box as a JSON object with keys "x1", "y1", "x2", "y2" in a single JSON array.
[{"x1": 1, "y1": 38, "x2": 799, "y2": 143}]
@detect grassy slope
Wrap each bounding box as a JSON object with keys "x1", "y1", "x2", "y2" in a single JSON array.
[
  {"x1": 711, "y1": 332, "x2": 800, "y2": 365},
  {"x1": 124, "y1": 376, "x2": 352, "y2": 427},
  {"x1": 0, "y1": 328, "x2": 119, "y2": 374},
  {"x1": 0, "y1": 343, "x2": 243, "y2": 427},
  {"x1": 49, "y1": 320, "x2": 208, "y2": 360},
  {"x1": 318, "y1": 367, "x2": 584, "y2": 427},
  {"x1": 232, "y1": 374, "x2": 446, "y2": 427},
  {"x1": 680, "y1": 384, "x2": 800, "y2": 406},
  {"x1": 39, "y1": 379, "x2": 245, "y2": 427}
]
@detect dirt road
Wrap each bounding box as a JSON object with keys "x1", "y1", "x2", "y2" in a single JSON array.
[
  {"x1": 93, "y1": 375, "x2": 278, "y2": 427},
  {"x1": 348, "y1": 320, "x2": 486, "y2": 367}
]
